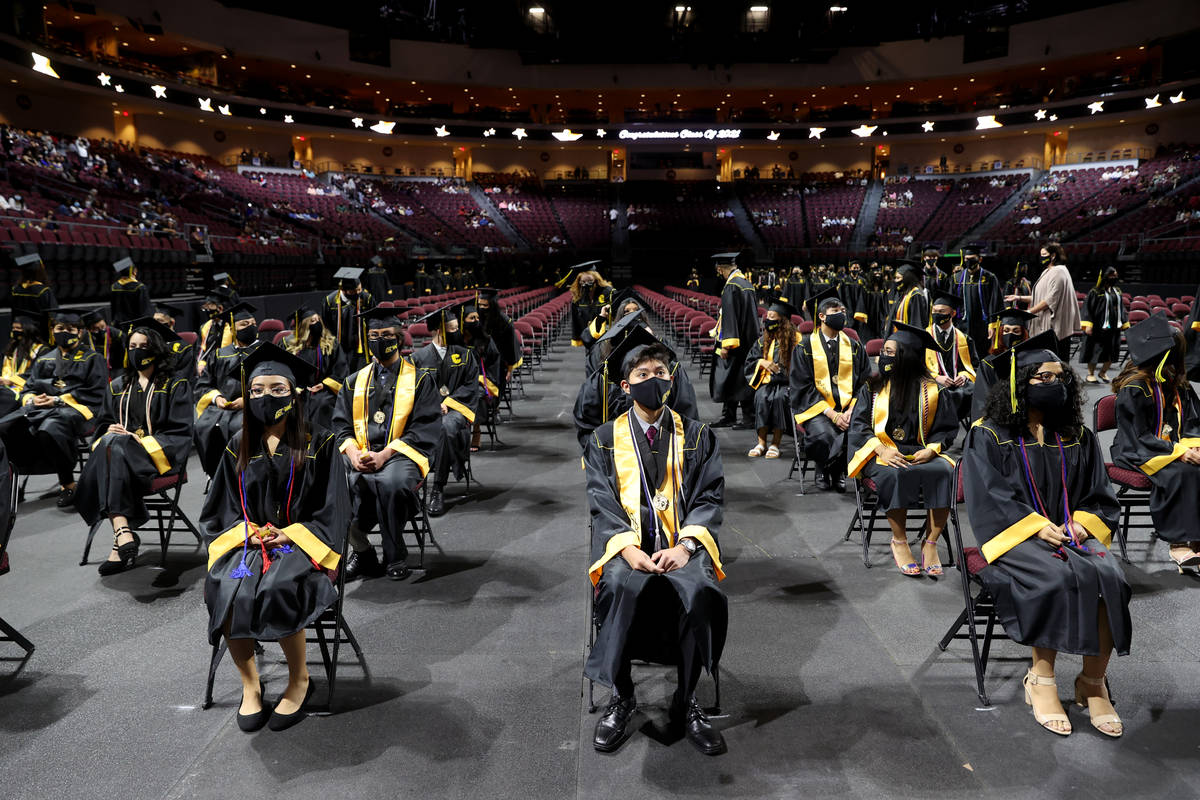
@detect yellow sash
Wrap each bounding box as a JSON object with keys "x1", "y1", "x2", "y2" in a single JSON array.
[
  {"x1": 809, "y1": 330, "x2": 854, "y2": 412},
  {"x1": 613, "y1": 408, "x2": 685, "y2": 544},
  {"x1": 351, "y1": 359, "x2": 416, "y2": 449},
  {"x1": 924, "y1": 325, "x2": 976, "y2": 381},
  {"x1": 848, "y1": 380, "x2": 951, "y2": 476}
]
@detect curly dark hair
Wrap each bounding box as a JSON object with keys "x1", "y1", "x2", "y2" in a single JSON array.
[{"x1": 982, "y1": 359, "x2": 1084, "y2": 439}]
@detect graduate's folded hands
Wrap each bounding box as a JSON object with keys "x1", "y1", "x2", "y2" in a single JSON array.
[
  {"x1": 651, "y1": 546, "x2": 690, "y2": 573},
  {"x1": 621, "y1": 545, "x2": 664, "y2": 573}
]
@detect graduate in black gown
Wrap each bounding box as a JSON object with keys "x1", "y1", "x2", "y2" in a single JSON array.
[
  {"x1": 781, "y1": 266, "x2": 809, "y2": 310},
  {"x1": 744, "y1": 298, "x2": 801, "y2": 460},
  {"x1": 322, "y1": 267, "x2": 376, "y2": 372},
  {"x1": 0, "y1": 316, "x2": 49, "y2": 419},
  {"x1": 1080, "y1": 267, "x2": 1127, "y2": 384},
  {"x1": 476, "y1": 286, "x2": 523, "y2": 388},
  {"x1": 970, "y1": 308, "x2": 1036, "y2": 422},
  {"x1": 0, "y1": 308, "x2": 106, "y2": 507},
  {"x1": 282, "y1": 306, "x2": 347, "y2": 431},
  {"x1": 211, "y1": 272, "x2": 242, "y2": 306},
  {"x1": 152, "y1": 301, "x2": 197, "y2": 380},
  {"x1": 564, "y1": 261, "x2": 611, "y2": 348},
  {"x1": 921, "y1": 246, "x2": 952, "y2": 299},
  {"x1": 193, "y1": 302, "x2": 263, "y2": 477},
  {"x1": 81, "y1": 308, "x2": 125, "y2": 376},
  {"x1": 462, "y1": 302, "x2": 503, "y2": 451},
  {"x1": 201, "y1": 343, "x2": 350, "y2": 733},
  {"x1": 848, "y1": 322, "x2": 957, "y2": 576},
  {"x1": 953, "y1": 245, "x2": 1004, "y2": 357},
  {"x1": 8, "y1": 253, "x2": 57, "y2": 330},
  {"x1": 573, "y1": 311, "x2": 699, "y2": 452},
  {"x1": 77, "y1": 320, "x2": 193, "y2": 575},
  {"x1": 963, "y1": 337, "x2": 1127, "y2": 738},
  {"x1": 883, "y1": 262, "x2": 929, "y2": 333},
  {"x1": 411, "y1": 303, "x2": 481, "y2": 517},
  {"x1": 196, "y1": 289, "x2": 234, "y2": 376},
  {"x1": 710, "y1": 250, "x2": 759, "y2": 428},
  {"x1": 332, "y1": 306, "x2": 441, "y2": 582},
  {"x1": 841, "y1": 260, "x2": 870, "y2": 335},
  {"x1": 109, "y1": 257, "x2": 153, "y2": 326},
  {"x1": 1111, "y1": 315, "x2": 1200, "y2": 568},
  {"x1": 584, "y1": 339, "x2": 727, "y2": 756},
  {"x1": 414, "y1": 263, "x2": 435, "y2": 297},
  {"x1": 362, "y1": 255, "x2": 393, "y2": 300},
  {"x1": 925, "y1": 293, "x2": 979, "y2": 424},
  {"x1": 789, "y1": 288, "x2": 871, "y2": 492}
]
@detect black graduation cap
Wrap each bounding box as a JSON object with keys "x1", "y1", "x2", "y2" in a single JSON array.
[
  {"x1": 921, "y1": 244, "x2": 942, "y2": 255},
  {"x1": 333, "y1": 266, "x2": 364, "y2": 282},
  {"x1": 370, "y1": 255, "x2": 383, "y2": 267},
  {"x1": 960, "y1": 244, "x2": 983, "y2": 257},
  {"x1": 1125, "y1": 313, "x2": 1176, "y2": 368},
  {"x1": 555, "y1": 260, "x2": 602, "y2": 288},
  {"x1": 711, "y1": 251, "x2": 739, "y2": 264},
  {"x1": 292, "y1": 304, "x2": 319, "y2": 326},
  {"x1": 596, "y1": 307, "x2": 645, "y2": 346},
  {"x1": 240, "y1": 341, "x2": 317, "y2": 389},
  {"x1": 476, "y1": 286, "x2": 500, "y2": 303},
  {"x1": 112, "y1": 257, "x2": 135, "y2": 275},
  {"x1": 204, "y1": 287, "x2": 232, "y2": 306},
  {"x1": 996, "y1": 307, "x2": 1036, "y2": 327},
  {"x1": 212, "y1": 272, "x2": 231, "y2": 284},
  {"x1": 984, "y1": 331, "x2": 1061, "y2": 413},
  {"x1": 154, "y1": 301, "x2": 184, "y2": 319},
  {"x1": 356, "y1": 305, "x2": 402, "y2": 330},
  {"x1": 414, "y1": 303, "x2": 457, "y2": 332},
  {"x1": 807, "y1": 286, "x2": 844, "y2": 315},
  {"x1": 609, "y1": 287, "x2": 641, "y2": 314},
  {"x1": 887, "y1": 321, "x2": 938, "y2": 352},
  {"x1": 14, "y1": 253, "x2": 42, "y2": 273},
  {"x1": 80, "y1": 308, "x2": 107, "y2": 327},
  {"x1": 768, "y1": 297, "x2": 799, "y2": 318},
  {"x1": 930, "y1": 292, "x2": 962, "y2": 310},
  {"x1": 44, "y1": 307, "x2": 83, "y2": 326},
  {"x1": 894, "y1": 260, "x2": 921, "y2": 281},
  {"x1": 603, "y1": 325, "x2": 676, "y2": 384},
  {"x1": 124, "y1": 316, "x2": 181, "y2": 342},
  {"x1": 226, "y1": 301, "x2": 257, "y2": 322}
]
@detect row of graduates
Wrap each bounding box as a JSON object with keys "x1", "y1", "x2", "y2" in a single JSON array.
[{"x1": 7, "y1": 252, "x2": 158, "y2": 336}]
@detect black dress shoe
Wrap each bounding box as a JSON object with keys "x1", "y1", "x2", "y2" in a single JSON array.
[
  {"x1": 815, "y1": 471, "x2": 831, "y2": 491},
  {"x1": 710, "y1": 416, "x2": 737, "y2": 428},
  {"x1": 97, "y1": 531, "x2": 140, "y2": 576},
  {"x1": 671, "y1": 697, "x2": 726, "y2": 756},
  {"x1": 386, "y1": 561, "x2": 411, "y2": 581},
  {"x1": 56, "y1": 486, "x2": 76, "y2": 508},
  {"x1": 731, "y1": 419, "x2": 754, "y2": 430},
  {"x1": 428, "y1": 486, "x2": 446, "y2": 517},
  {"x1": 267, "y1": 679, "x2": 315, "y2": 732},
  {"x1": 834, "y1": 474, "x2": 846, "y2": 493},
  {"x1": 345, "y1": 548, "x2": 383, "y2": 581},
  {"x1": 593, "y1": 692, "x2": 637, "y2": 753},
  {"x1": 236, "y1": 681, "x2": 270, "y2": 733}
]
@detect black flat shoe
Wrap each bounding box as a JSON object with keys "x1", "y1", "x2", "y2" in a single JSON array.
[
  {"x1": 671, "y1": 697, "x2": 726, "y2": 756},
  {"x1": 268, "y1": 679, "x2": 315, "y2": 732},
  {"x1": 345, "y1": 547, "x2": 384, "y2": 581},
  {"x1": 428, "y1": 486, "x2": 446, "y2": 517},
  {"x1": 834, "y1": 474, "x2": 846, "y2": 493},
  {"x1": 815, "y1": 471, "x2": 831, "y2": 491},
  {"x1": 56, "y1": 486, "x2": 77, "y2": 508},
  {"x1": 97, "y1": 530, "x2": 140, "y2": 576},
  {"x1": 237, "y1": 681, "x2": 270, "y2": 733},
  {"x1": 593, "y1": 692, "x2": 637, "y2": 753},
  {"x1": 386, "y1": 561, "x2": 411, "y2": 581}
]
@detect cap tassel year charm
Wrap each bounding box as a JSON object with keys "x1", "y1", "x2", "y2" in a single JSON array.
[
  {"x1": 652, "y1": 492, "x2": 670, "y2": 512},
  {"x1": 372, "y1": 410, "x2": 386, "y2": 424}
]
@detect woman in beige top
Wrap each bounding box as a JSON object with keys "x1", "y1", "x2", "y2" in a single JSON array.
[{"x1": 1006, "y1": 243, "x2": 1080, "y2": 359}]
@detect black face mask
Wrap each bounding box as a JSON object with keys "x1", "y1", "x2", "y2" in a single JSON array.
[
  {"x1": 369, "y1": 336, "x2": 399, "y2": 361},
  {"x1": 627, "y1": 377, "x2": 672, "y2": 410},
  {"x1": 54, "y1": 330, "x2": 79, "y2": 350},
  {"x1": 203, "y1": 307, "x2": 221, "y2": 320},
  {"x1": 1040, "y1": 256, "x2": 1052, "y2": 266},
  {"x1": 878, "y1": 354, "x2": 897, "y2": 374},
  {"x1": 341, "y1": 282, "x2": 358, "y2": 297},
  {"x1": 249, "y1": 394, "x2": 294, "y2": 425},
  {"x1": 823, "y1": 312, "x2": 846, "y2": 331},
  {"x1": 308, "y1": 321, "x2": 323, "y2": 340},
  {"x1": 1026, "y1": 381, "x2": 1068, "y2": 411},
  {"x1": 465, "y1": 320, "x2": 484, "y2": 338},
  {"x1": 764, "y1": 318, "x2": 781, "y2": 333},
  {"x1": 1002, "y1": 333, "x2": 1022, "y2": 350},
  {"x1": 128, "y1": 348, "x2": 156, "y2": 371},
  {"x1": 235, "y1": 324, "x2": 258, "y2": 345},
  {"x1": 932, "y1": 312, "x2": 952, "y2": 326},
  {"x1": 966, "y1": 259, "x2": 981, "y2": 272},
  {"x1": 445, "y1": 331, "x2": 465, "y2": 347}
]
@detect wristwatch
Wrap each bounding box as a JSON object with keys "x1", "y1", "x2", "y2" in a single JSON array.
[{"x1": 680, "y1": 537, "x2": 698, "y2": 556}]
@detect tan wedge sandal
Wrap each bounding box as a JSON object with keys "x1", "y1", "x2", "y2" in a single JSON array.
[
  {"x1": 1074, "y1": 674, "x2": 1123, "y2": 738},
  {"x1": 1023, "y1": 670, "x2": 1072, "y2": 736}
]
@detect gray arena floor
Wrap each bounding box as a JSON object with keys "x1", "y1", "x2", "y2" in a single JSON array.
[{"x1": 2, "y1": 326, "x2": 1198, "y2": 800}]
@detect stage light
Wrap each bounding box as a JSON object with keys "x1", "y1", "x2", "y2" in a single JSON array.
[
  {"x1": 1034, "y1": 109, "x2": 1047, "y2": 120},
  {"x1": 766, "y1": 131, "x2": 780, "y2": 141},
  {"x1": 1088, "y1": 101, "x2": 1104, "y2": 114},
  {"x1": 529, "y1": 6, "x2": 545, "y2": 13},
  {"x1": 434, "y1": 125, "x2": 450, "y2": 137},
  {"x1": 31, "y1": 54, "x2": 60, "y2": 79},
  {"x1": 830, "y1": 5, "x2": 848, "y2": 11},
  {"x1": 976, "y1": 115, "x2": 1002, "y2": 130},
  {"x1": 851, "y1": 124, "x2": 876, "y2": 137},
  {"x1": 198, "y1": 98, "x2": 214, "y2": 112},
  {"x1": 151, "y1": 85, "x2": 167, "y2": 98},
  {"x1": 750, "y1": 5, "x2": 770, "y2": 11},
  {"x1": 552, "y1": 129, "x2": 583, "y2": 141},
  {"x1": 513, "y1": 128, "x2": 528, "y2": 140},
  {"x1": 1170, "y1": 92, "x2": 1185, "y2": 104},
  {"x1": 97, "y1": 72, "x2": 112, "y2": 86},
  {"x1": 808, "y1": 127, "x2": 825, "y2": 139},
  {"x1": 921, "y1": 121, "x2": 934, "y2": 132},
  {"x1": 351, "y1": 117, "x2": 364, "y2": 128}
]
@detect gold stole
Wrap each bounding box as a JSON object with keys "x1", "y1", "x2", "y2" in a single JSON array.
[
  {"x1": 750, "y1": 338, "x2": 776, "y2": 390},
  {"x1": 924, "y1": 326, "x2": 976, "y2": 380},
  {"x1": 351, "y1": 360, "x2": 416, "y2": 449},
  {"x1": 612, "y1": 409, "x2": 685, "y2": 546},
  {"x1": 848, "y1": 380, "x2": 949, "y2": 476},
  {"x1": 809, "y1": 330, "x2": 854, "y2": 412}
]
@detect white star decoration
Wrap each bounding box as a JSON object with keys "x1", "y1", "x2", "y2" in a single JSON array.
[
  {"x1": 218, "y1": 104, "x2": 231, "y2": 116},
  {"x1": 351, "y1": 117, "x2": 363, "y2": 128},
  {"x1": 1170, "y1": 92, "x2": 1185, "y2": 104},
  {"x1": 371, "y1": 121, "x2": 396, "y2": 134},
  {"x1": 1088, "y1": 101, "x2": 1104, "y2": 114},
  {"x1": 198, "y1": 97, "x2": 213, "y2": 112},
  {"x1": 283, "y1": 115, "x2": 294, "y2": 123},
  {"x1": 151, "y1": 84, "x2": 166, "y2": 98},
  {"x1": 921, "y1": 121, "x2": 935, "y2": 132},
  {"x1": 767, "y1": 131, "x2": 780, "y2": 141},
  {"x1": 434, "y1": 125, "x2": 450, "y2": 137},
  {"x1": 32, "y1": 54, "x2": 59, "y2": 78},
  {"x1": 259, "y1": 108, "x2": 267, "y2": 115},
  {"x1": 1145, "y1": 94, "x2": 1162, "y2": 109},
  {"x1": 1049, "y1": 114, "x2": 1058, "y2": 121},
  {"x1": 596, "y1": 129, "x2": 606, "y2": 138},
  {"x1": 512, "y1": 128, "x2": 528, "y2": 140},
  {"x1": 850, "y1": 124, "x2": 877, "y2": 138},
  {"x1": 97, "y1": 72, "x2": 111, "y2": 86},
  {"x1": 483, "y1": 128, "x2": 496, "y2": 137},
  {"x1": 808, "y1": 127, "x2": 825, "y2": 139},
  {"x1": 976, "y1": 115, "x2": 1003, "y2": 130},
  {"x1": 1034, "y1": 109, "x2": 1047, "y2": 120},
  {"x1": 114, "y1": 84, "x2": 125, "y2": 93}
]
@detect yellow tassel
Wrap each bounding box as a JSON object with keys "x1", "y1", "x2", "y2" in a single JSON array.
[
  {"x1": 1009, "y1": 353, "x2": 1018, "y2": 413},
  {"x1": 1155, "y1": 350, "x2": 1170, "y2": 383}
]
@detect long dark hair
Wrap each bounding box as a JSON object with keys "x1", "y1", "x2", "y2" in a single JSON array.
[
  {"x1": 870, "y1": 338, "x2": 931, "y2": 413},
  {"x1": 983, "y1": 360, "x2": 1084, "y2": 439},
  {"x1": 122, "y1": 327, "x2": 173, "y2": 388},
  {"x1": 1112, "y1": 331, "x2": 1187, "y2": 393},
  {"x1": 236, "y1": 376, "x2": 309, "y2": 477},
  {"x1": 5, "y1": 317, "x2": 42, "y2": 359},
  {"x1": 763, "y1": 315, "x2": 798, "y2": 369}
]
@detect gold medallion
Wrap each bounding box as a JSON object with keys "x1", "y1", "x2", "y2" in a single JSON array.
[
  {"x1": 892, "y1": 427, "x2": 906, "y2": 441},
  {"x1": 439, "y1": 386, "x2": 450, "y2": 397},
  {"x1": 1163, "y1": 423, "x2": 1174, "y2": 437},
  {"x1": 134, "y1": 428, "x2": 145, "y2": 437},
  {"x1": 652, "y1": 493, "x2": 670, "y2": 512},
  {"x1": 372, "y1": 410, "x2": 386, "y2": 424},
  {"x1": 53, "y1": 379, "x2": 66, "y2": 389}
]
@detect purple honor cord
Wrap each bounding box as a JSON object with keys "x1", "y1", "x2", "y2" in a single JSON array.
[{"x1": 1017, "y1": 433, "x2": 1092, "y2": 555}]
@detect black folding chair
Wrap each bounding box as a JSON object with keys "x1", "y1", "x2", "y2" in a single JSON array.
[
  {"x1": 0, "y1": 461, "x2": 34, "y2": 656},
  {"x1": 1092, "y1": 395, "x2": 1154, "y2": 562},
  {"x1": 937, "y1": 463, "x2": 1009, "y2": 706},
  {"x1": 203, "y1": 530, "x2": 367, "y2": 713},
  {"x1": 80, "y1": 469, "x2": 204, "y2": 567},
  {"x1": 787, "y1": 420, "x2": 811, "y2": 492},
  {"x1": 844, "y1": 471, "x2": 954, "y2": 570}
]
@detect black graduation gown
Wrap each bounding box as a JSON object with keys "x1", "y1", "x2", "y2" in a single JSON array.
[
  {"x1": 847, "y1": 380, "x2": 957, "y2": 511},
  {"x1": 860, "y1": 286, "x2": 888, "y2": 342},
  {"x1": 1079, "y1": 286, "x2": 1125, "y2": 364},
  {"x1": 86, "y1": 327, "x2": 126, "y2": 375},
  {"x1": 927, "y1": 323, "x2": 980, "y2": 422},
  {"x1": 744, "y1": 333, "x2": 800, "y2": 432},
  {"x1": 583, "y1": 409, "x2": 727, "y2": 692},
  {"x1": 412, "y1": 343, "x2": 481, "y2": 486},
  {"x1": 168, "y1": 338, "x2": 197, "y2": 381},
  {"x1": 77, "y1": 373, "x2": 193, "y2": 528},
  {"x1": 788, "y1": 331, "x2": 870, "y2": 470},
  {"x1": 193, "y1": 341, "x2": 263, "y2": 476},
  {"x1": 572, "y1": 361, "x2": 699, "y2": 452},
  {"x1": 469, "y1": 337, "x2": 503, "y2": 418},
  {"x1": 280, "y1": 335, "x2": 349, "y2": 432},
  {"x1": 950, "y1": 268, "x2": 1003, "y2": 355},
  {"x1": 0, "y1": 343, "x2": 50, "y2": 419},
  {"x1": 841, "y1": 278, "x2": 870, "y2": 332},
  {"x1": 414, "y1": 271, "x2": 435, "y2": 296},
  {"x1": 1185, "y1": 284, "x2": 1200, "y2": 380},
  {"x1": 571, "y1": 288, "x2": 610, "y2": 348},
  {"x1": 197, "y1": 316, "x2": 232, "y2": 374},
  {"x1": 331, "y1": 358, "x2": 441, "y2": 567},
  {"x1": 884, "y1": 286, "x2": 929, "y2": 333},
  {"x1": 970, "y1": 356, "x2": 999, "y2": 422},
  {"x1": 781, "y1": 277, "x2": 808, "y2": 310},
  {"x1": 963, "y1": 422, "x2": 1130, "y2": 656},
  {"x1": 1112, "y1": 379, "x2": 1200, "y2": 544},
  {"x1": 109, "y1": 278, "x2": 153, "y2": 326},
  {"x1": 0, "y1": 346, "x2": 106, "y2": 478},
  {"x1": 8, "y1": 281, "x2": 57, "y2": 330},
  {"x1": 321, "y1": 289, "x2": 375, "y2": 370},
  {"x1": 711, "y1": 269, "x2": 759, "y2": 405},
  {"x1": 362, "y1": 266, "x2": 392, "y2": 300},
  {"x1": 200, "y1": 428, "x2": 349, "y2": 645}
]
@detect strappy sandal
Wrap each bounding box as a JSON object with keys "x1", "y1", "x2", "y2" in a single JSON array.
[
  {"x1": 764, "y1": 444, "x2": 781, "y2": 459},
  {"x1": 747, "y1": 443, "x2": 766, "y2": 458},
  {"x1": 890, "y1": 539, "x2": 921, "y2": 576},
  {"x1": 1168, "y1": 545, "x2": 1200, "y2": 569},
  {"x1": 98, "y1": 526, "x2": 141, "y2": 576},
  {"x1": 1074, "y1": 674, "x2": 1123, "y2": 738},
  {"x1": 920, "y1": 539, "x2": 943, "y2": 577},
  {"x1": 1024, "y1": 670, "x2": 1072, "y2": 736},
  {"x1": 1085, "y1": 375, "x2": 1100, "y2": 383}
]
